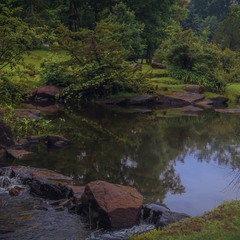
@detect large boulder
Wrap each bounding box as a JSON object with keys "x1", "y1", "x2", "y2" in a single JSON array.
[
  {"x1": 30, "y1": 85, "x2": 63, "y2": 102},
  {"x1": 81, "y1": 180, "x2": 144, "y2": 228}
]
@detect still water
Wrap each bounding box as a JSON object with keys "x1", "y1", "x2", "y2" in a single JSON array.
[{"x1": 5, "y1": 105, "x2": 240, "y2": 217}]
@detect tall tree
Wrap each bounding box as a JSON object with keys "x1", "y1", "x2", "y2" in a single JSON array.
[
  {"x1": 214, "y1": 4, "x2": 240, "y2": 50},
  {"x1": 123, "y1": 0, "x2": 177, "y2": 64}
]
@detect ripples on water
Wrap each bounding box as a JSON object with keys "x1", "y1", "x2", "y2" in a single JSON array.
[{"x1": 0, "y1": 192, "x2": 88, "y2": 240}]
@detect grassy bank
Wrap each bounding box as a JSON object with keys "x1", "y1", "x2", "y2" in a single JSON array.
[
  {"x1": 2, "y1": 49, "x2": 240, "y2": 106},
  {"x1": 132, "y1": 201, "x2": 240, "y2": 240}
]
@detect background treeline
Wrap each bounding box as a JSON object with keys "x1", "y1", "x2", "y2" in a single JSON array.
[{"x1": 1, "y1": 0, "x2": 240, "y2": 103}]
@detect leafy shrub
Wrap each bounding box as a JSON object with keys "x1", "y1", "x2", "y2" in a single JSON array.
[
  {"x1": 0, "y1": 73, "x2": 26, "y2": 105},
  {"x1": 40, "y1": 60, "x2": 74, "y2": 87},
  {"x1": 3, "y1": 107, "x2": 53, "y2": 139},
  {"x1": 54, "y1": 21, "x2": 148, "y2": 102},
  {"x1": 169, "y1": 68, "x2": 226, "y2": 92}
]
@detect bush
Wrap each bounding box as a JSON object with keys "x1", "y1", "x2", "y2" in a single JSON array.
[
  {"x1": 169, "y1": 68, "x2": 226, "y2": 92},
  {"x1": 154, "y1": 27, "x2": 240, "y2": 92},
  {"x1": 40, "y1": 60, "x2": 74, "y2": 87},
  {"x1": 0, "y1": 73, "x2": 26, "y2": 105}
]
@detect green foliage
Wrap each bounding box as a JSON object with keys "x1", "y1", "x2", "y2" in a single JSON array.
[
  {"x1": 214, "y1": 4, "x2": 240, "y2": 50},
  {"x1": 155, "y1": 26, "x2": 240, "y2": 92},
  {"x1": 0, "y1": 3, "x2": 37, "y2": 71},
  {"x1": 105, "y1": 2, "x2": 145, "y2": 61},
  {"x1": 40, "y1": 60, "x2": 74, "y2": 87},
  {"x1": 0, "y1": 73, "x2": 26, "y2": 105},
  {"x1": 54, "y1": 21, "x2": 147, "y2": 102},
  {"x1": 3, "y1": 106, "x2": 53, "y2": 139}
]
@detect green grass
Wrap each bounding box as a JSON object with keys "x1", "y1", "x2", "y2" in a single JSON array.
[
  {"x1": 23, "y1": 49, "x2": 69, "y2": 67},
  {"x1": 132, "y1": 201, "x2": 240, "y2": 240},
  {"x1": 226, "y1": 83, "x2": 240, "y2": 104},
  {"x1": 6, "y1": 49, "x2": 70, "y2": 87}
]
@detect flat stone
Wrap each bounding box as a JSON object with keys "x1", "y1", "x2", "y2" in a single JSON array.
[
  {"x1": 170, "y1": 92, "x2": 205, "y2": 103},
  {"x1": 128, "y1": 94, "x2": 156, "y2": 105}
]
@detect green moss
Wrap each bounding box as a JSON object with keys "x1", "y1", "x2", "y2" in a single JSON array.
[{"x1": 132, "y1": 201, "x2": 240, "y2": 240}]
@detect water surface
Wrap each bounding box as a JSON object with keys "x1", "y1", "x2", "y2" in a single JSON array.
[{"x1": 4, "y1": 105, "x2": 240, "y2": 217}]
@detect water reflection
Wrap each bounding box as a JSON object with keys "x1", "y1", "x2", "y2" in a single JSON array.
[{"x1": 8, "y1": 105, "x2": 240, "y2": 215}]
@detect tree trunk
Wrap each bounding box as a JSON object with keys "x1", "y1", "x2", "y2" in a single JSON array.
[{"x1": 146, "y1": 47, "x2": 153, "y2": 65}]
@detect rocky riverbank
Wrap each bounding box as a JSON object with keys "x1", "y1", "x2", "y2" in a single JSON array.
[{"x1": 0, "y1": 166, "x2": 189, "y2": 231}]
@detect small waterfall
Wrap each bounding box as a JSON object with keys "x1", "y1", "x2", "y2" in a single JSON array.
[
  {"x1": 0, "y1": 175, "x2": 22, "y2": 194},
  {"x1": 0, "y1": 176, "x2": 11, "y2": 188},
  {"x1": 87, "y1": 224, "x2": 155, "y2": 240}
]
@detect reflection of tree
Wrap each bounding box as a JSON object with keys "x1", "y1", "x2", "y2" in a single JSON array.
[{"x1": 16, "y1": 106, "x2": 240, "y2": 202}]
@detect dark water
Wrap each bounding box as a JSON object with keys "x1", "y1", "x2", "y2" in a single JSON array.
[{"x1": 1, "y1": 104, "x2": 240, "y2": 238}]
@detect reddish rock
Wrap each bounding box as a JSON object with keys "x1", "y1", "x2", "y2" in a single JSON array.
[{"x1": 81, "y1": 180, "x2": 143, "y2": 228}]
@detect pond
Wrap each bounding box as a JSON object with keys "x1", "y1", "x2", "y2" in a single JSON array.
[{"x1": 4, "y1": 104, "x2": 238, "y2": 218}]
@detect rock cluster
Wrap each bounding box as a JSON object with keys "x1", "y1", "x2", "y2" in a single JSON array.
[{"x1": 0, "y1": 166, "x2": 190, "y2": 230}]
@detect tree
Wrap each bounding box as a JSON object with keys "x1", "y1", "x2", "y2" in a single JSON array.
[
  {"x1": 0, "y1": 3, "x2": 36, "y2": 71},
  {"x1": 214, "y1": 4, "x2": 240, "y2": 50},
  {"x1": 53, "y1": 21, "x2": 145, "y2": 101},
  {"x1": 123, "y1": 0, "x2": 177, "y2": 64},
  {"x1": 106, "y1": 2, "x2": 145, "y2": 61}
]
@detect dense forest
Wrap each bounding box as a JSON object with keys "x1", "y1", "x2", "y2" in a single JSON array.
[{"x1": 1, "y1": 0, "x2": 240, "y2": 103}]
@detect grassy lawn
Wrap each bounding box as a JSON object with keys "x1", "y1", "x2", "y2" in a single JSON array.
[{"x1": 132, "y1": 201, "x2": 240, "y2": 240}]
